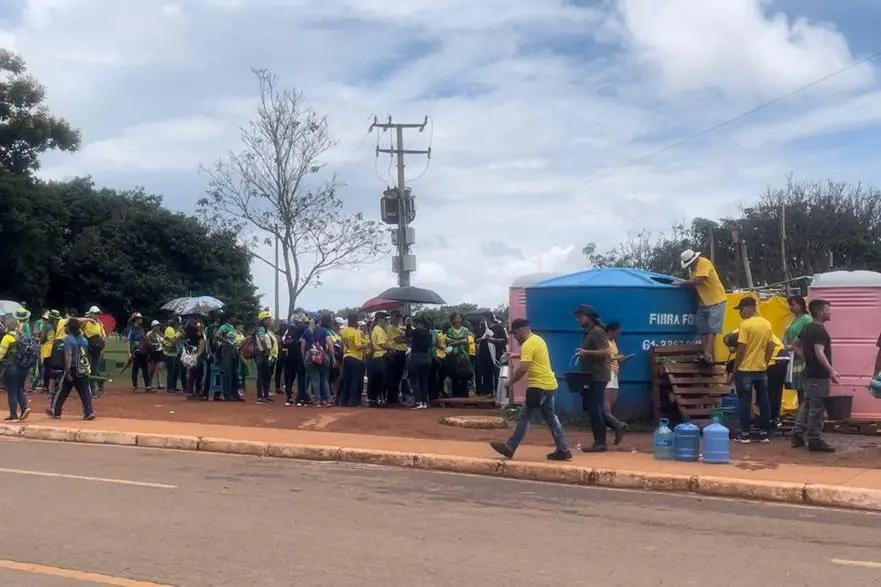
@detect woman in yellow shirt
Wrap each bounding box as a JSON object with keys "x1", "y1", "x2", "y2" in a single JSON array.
[
  {"x1": 340, "y1": 315, "x2": 368, "y2": 407},
  {"x1": 604, "y1": 322, "x2": 632, "y2": 444}
]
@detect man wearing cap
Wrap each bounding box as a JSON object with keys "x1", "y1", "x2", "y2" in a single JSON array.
[
  {"x1": 385, "y1": 311, "x2": 407, "y2": 406},
  {"x1": 83, "y1": 306, "x2": 107, "y2": 397},
  {"x1": 678, "y1": 249, "x2": 727, "y2": 364},
  {"x1": 730, "y1": 297, "x2": 776, "y2": 443},
  {"x1": 37, "y1": 310, "x2": 61, "y2": 391},
  {"x1": 574, "y1": 305, "x2": 616, "y2": 452},
  {"x1": 490, "y1": 319, "x2": 572, "y2": 461},
  {"x1": 31, "y1": 311, "x2": 52, "y2": 391},
  {"x1": 368, "y1": 312, "x2": 390, "y2": 406},
  {"x1": 0, "y1": 311, "x2": 32, "y2": 421}
]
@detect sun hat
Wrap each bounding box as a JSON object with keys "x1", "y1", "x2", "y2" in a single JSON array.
[
  {"x1": 374, "y1": 311, "x2": 389, "y2": 319},
  {"x1": 14, "y1": 307, "x2": 31, "y2": 321},
  {"x1": 680, "y1": 249, "x2": 701, "y2": 269},
  {"x1": 49, "y1": 309, "x2": 61, "y2": 320},
  {"x1": 258, "y1": 310, "x2": 273, "y2": 321},
  {"x1": 151, "y1": 319, "x2": 161, "y2": 327}
]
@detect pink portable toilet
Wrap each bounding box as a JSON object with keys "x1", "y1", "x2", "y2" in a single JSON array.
[
  {"x1": 509, "y1": 273, "x2": 560, "y2": 404},
  {"x1": 810, "y1": 271, "x2": 881, "y2": 421}
]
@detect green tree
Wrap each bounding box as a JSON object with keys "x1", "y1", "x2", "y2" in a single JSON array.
[{"x1": 0, "y1": 49, "x2": 80, "y2": 175}]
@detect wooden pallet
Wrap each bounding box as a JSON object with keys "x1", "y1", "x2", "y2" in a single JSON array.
[
  {"x1": 431, "y1": 396, "x2": 496, "y2": 409},
  {"x1": 651, "y1": 344, "x2": 730, "y2": 424},
  {"x1": 824, "y1": 420, "x2": 881, "y2": 435}
]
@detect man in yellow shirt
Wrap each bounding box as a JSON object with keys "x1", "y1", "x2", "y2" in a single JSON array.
[
  {"x1": 490, "y1": 319, "x2": 571, "y2": 461},
  {"x1": 731, "y1": 297, "x2": 776, "y2": 444},
  {"x1": 83, "y1": 306, "x2": 108, "y2": 397},
  {"x1": 385, "y1": 312, "x2": 407, "y2": 405},
  {"x1": 340, "y1": 315, "x2": 367, "y2": 406},
  {"x1": 162, "y1": 318, "x2": 183, "y2": 393},
  {"x1": 367, "y1": 312, "x2": 390, "y2": 406},
  {"x1": 678, "y1": 249, "x2": 727, "y2": 364}
]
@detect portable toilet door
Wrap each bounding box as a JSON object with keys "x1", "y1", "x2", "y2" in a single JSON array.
[
  {"x1": 810, "y1": 271, "x2": 881, "y2": 421},
  {"x1": 508, "y1": 273, "x2": 560, "y2": 405}
]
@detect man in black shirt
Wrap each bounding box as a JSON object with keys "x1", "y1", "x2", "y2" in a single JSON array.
[
  {"x1": 574, "y1": 305, "x2": 615, "y2": 453},
  {"x1": 792, "y1": 299, "x2": 839, "y2": 452}
]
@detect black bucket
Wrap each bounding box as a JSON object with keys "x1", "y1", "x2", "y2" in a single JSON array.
[{"x1": 823, "y1": 395, "x2": 853, "y2": 421}]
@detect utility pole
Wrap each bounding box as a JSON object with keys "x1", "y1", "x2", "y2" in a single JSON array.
[
  {"x1": 731, "y1": 228, "x2": 754, "y2": 290},
  {"x1": 708, "y1": 226, "x2": 716, "y2": 265},
  {"x1": 274, "y1": 234, "x2": 280, "y2": 319},
  {"x1": 370, "y1": 116, "x2": 430, "y2": 287},
  {"x1": 779, "y1": 203, "x2": 791, "y2": 295}
]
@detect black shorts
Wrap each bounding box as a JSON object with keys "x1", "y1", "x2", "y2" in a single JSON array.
[{"x1": 149, "y1": 351, "x2": 164, "y2": 364}]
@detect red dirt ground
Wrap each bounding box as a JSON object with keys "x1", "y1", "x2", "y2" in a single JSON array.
[{"x1": 8, "y1": 383, "x2": 881, "y2": 469}]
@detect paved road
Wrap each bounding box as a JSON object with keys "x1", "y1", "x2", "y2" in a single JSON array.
[{"x1": 0, "y1": 438, "x2": 880, "y2": 586}]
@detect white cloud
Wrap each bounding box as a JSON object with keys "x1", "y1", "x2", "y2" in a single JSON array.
[{"x1": 617, "y1": 0, "x2": 874, "y2": 100}]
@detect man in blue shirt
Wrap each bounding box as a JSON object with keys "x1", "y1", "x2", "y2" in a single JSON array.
[{"x1": 47, "y1": 318, "x2": 96, "y2": 420}]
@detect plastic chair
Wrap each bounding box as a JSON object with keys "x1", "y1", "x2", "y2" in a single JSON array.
[{"x1": 209, "y1": 365, "x2": 224, "y2": 401}]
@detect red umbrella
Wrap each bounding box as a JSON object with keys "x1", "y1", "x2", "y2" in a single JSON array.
[
  {"x1": 99, "y1": 313, "x2": 117, "y2": 334},
  {"x1": 360, "y1": 297, "x2": 403, "y2": 313}
]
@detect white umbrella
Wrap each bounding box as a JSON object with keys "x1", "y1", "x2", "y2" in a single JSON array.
[
  {"x1": 0, "y1": 300, "x2": 23, "y2": 315},
  {"x1": 180, "y1": 296, "x2": 224, "y2": 316}
]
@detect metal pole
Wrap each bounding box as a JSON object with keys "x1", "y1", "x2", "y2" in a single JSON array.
[
  {"x1": 780, "y1": 204, "x2": 791, "y2": 295},
  {"x1": 274, "y1": 234, "x2": 280, "y2": 318},
  {"x1": 708, "y1": 227, "x2": 715, "y2": 265},
  {"x1": 740, "y1": 238, "x2": 754, "y2": 290},
  {"x1": 395, "y1": 125, "x2": 410, "y2": 288}
]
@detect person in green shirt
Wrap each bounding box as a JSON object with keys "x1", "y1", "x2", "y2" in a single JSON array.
[
  {"x1": 784, "y1": 295, "x2": 813, "y2": 400},
  {"x1": 445, "y1": 312, "x2": 473, "y2": 398}
]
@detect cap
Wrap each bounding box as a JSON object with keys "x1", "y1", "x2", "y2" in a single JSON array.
[
  {"x1": 151, "y1": 319, "x2": 161, "y2": 327},
  {"x1": 573, "y1": 305, "x2": 600, "y2": 318},
  {"x1": 335, "y1": 317, "x2": 346, "y2": 325},
  {"x1": 680, "y1": 249, "x2": 701, "y2": 269},
  {"x1": 87, "y1": 305, "x2": 101, "y2": 315},
  {"x1": 131, "y1": 312, "x2": 143, "y2": 320},
  {"x1": 374, "y1": 311, "x2": 389, "y2": 319},
  {"x1": 258, "y1": 310, "x2": 273, "y2": 321},
  {"x1": 510, "y1": 318, "x2": 530, "y2": 330},
  {"x1": 734, "y1": 297, "x2": 757, "y2": 310}
]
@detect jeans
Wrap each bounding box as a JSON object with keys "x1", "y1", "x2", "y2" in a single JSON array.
[
  {"x1": 131, "y1": 353, "x2": 150, "y2": 388},
  {"x1": 734, "y1": 371, "x2": 771, "y2": 432},
  {"x1": 255, "y1": 355, "x2": 272, "y2": 400},
  {"x1": 50, "y1": 374, "x2": 94, "y2": 418},
  {"x1": 5, "y1": 368, "x2": 28, "y2": 418},
  {"x1": 307, "y1": 363, "x2": 331, "y2": 403},
  {"x1": 165, "y1": 355, "x2": 179, "y2": 391},
  {"x1": 386, "y1": 351, "x2": 406, "y2": 404},
  {"x1": 367, "y1": 356, "x2": 387, "y2": 404},
  {"x1": 341, "y1": 356, "x2": 365, "y2": 407},
  {"x1": 407, "y1": 352, "x2": 432, "y2": 405},
  {"x1": 581, "y1": 379, "x2": 608, "y2": 447},
  {"x1": 89, "y1": 349, "x2": 103, "y2": 395},
  {"x1": 507, "y1": 391, "x2": 569, "y2": 453},
  {"x1": 793, "y1": 378, "x2": 830, "y2": 441},
  {"x1": 767, "y1": 361, "x2": 787, "y2": 422}
]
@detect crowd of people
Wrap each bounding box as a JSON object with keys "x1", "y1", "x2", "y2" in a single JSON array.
[{"x1": 0, "y1": 304, "x2": 512, "y2": 420}]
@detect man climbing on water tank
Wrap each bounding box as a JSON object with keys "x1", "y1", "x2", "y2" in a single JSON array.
[{"x1": 676, "y1": 249, "x2": 727, "y2": 364}]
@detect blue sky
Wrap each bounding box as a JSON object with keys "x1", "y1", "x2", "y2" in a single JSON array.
[{"x1": 2, "y1": 0, "x2": 880, "y2": 311}]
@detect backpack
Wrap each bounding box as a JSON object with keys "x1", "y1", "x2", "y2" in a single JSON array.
[
  {"x1": 241, "y1": 336, "x2": 256, "y2": 360},
  {"x1": 74, "y1": 345, "x2": 91, "y2": 378},
  {"x1": 306, "y1": 341, "x2": 327, "y2": 366},
  {"x1": 14, "y1": 333, "x2": 40, "y2": 371}
]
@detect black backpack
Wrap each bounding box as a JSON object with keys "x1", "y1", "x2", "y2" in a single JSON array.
[{"x1": 14, "y1": 333, "x2": 40, "y2": 371}]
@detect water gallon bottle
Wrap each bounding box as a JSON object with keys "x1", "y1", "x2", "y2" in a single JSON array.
[
  {"x1": 721, "y1": 392, "x2": 739, "y2": 438},
  {"x1": 702, "y1": 409, "x2": 730, "y2": 464},
  {"x1": 674, "y1": 418, "x2": 700, "y2": 462},
  {"x1": 654, "y1": 418, "x2": 675, "y2": 461}
]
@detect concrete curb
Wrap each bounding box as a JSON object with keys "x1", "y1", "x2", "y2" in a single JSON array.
[{"x1": 3, "y1": 423, "x2": 881, "y2": 512}]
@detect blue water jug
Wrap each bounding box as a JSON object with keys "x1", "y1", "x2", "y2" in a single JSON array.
[
  {"x1": 721, "y1": 392, "x2": 739, "y2": 437},
  {"x1": 674, "y1": 418, "x2": 700, "y2": 462},
  {"x1": 654, "y1": 418, "x2": 675, "y2": 461},
  {"x1": 702, "y1": 410, "x2": 730, "y2": 464}
]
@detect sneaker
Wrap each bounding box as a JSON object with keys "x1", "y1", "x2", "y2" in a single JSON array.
[
  {"x1": 19, "y1": 407, "x2": 31, "y2": 421},
  {"x1": 808, "y1": 439, "x2": 836, "y2": 453},
  {"x1": 547, "y1": 450, "x2": 573, "y2": 461},
  {"x1": 581, "y1": 444, "x2": 608, "y2": 453},
  {"x1": 83, "y1": 412, "x2": 96, "y2": 421},
  {"x1": 410, "y1": 404, "x2": 422, "y2": 410},
  {"x1": 753, "y1": 430, "x2": 770, "y2": 444},
  {"x1": 490, "y1": 441, "x2": 515, "y2": 459},
  {"x1": 3, "y1": 416, "x2": 17, "y2": 422},
  {"x1": 44, "y1": 410, "x2": 60, "y2": 420},
  {"x1": 791, "y1": 434, "x2": 805, "y2": 448},
  {"x1": 735, "y1": 432, "x2": 751, "y2": 444},
  {"x1": 285, "y1": 401, "x2": 294, "y2": 407}
]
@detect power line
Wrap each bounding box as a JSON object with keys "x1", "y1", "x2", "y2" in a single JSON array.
[{"x1": 461, "y1": 48, "x2": 881, "y2": 229}]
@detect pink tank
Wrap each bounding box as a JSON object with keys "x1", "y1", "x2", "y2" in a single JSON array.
[{"x1": 810, "y1": 271, "x2": 881, "y2": 421}]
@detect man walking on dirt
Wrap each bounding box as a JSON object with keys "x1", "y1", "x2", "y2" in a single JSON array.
[
  {"x1": 678, "y1": 249, "x2": 727, "y2": 363},
  {"x1": 490, "y1": 319, "x2": 572, "y2": 461}
]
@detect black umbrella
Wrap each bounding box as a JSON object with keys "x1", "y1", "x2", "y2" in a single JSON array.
[{"x1": 378, "y1": 286, "x2": 446, "y2": 305}]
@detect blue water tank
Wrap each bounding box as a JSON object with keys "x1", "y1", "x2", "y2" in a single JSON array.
[
  {"x1": 674, "y1": 419, "x2": 700, "y2": 462},
  {"x1": 525, "y1": 268, "x2": 698, "y2": 417}
]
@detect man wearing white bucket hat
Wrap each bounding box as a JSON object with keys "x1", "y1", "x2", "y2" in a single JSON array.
[{"x1": 677, "y1": 249, "x2": 727, "y2": 363}]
